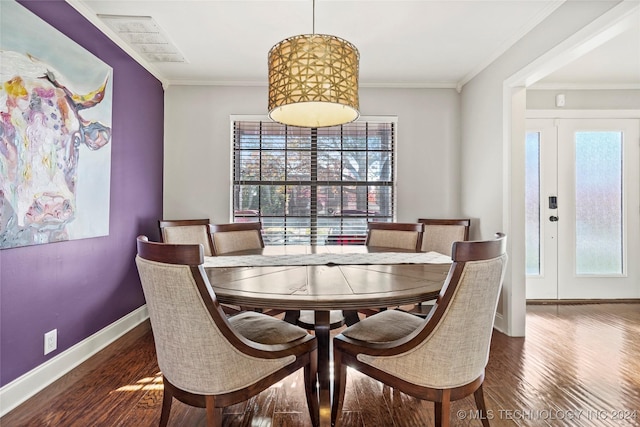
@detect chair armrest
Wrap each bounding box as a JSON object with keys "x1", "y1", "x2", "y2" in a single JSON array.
[
  {"x1": 193, "y1": 266, "x2": 318, "y2": 359},
  {"x1": 233, "y1": 332, "x2": 318, "y2": 359},
  {"x1": 333, "y1": 328, "x2": 422, "y2": 357}
]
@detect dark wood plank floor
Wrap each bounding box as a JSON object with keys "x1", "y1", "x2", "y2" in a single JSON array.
[{"x1": 2, "y1": 303, "x2": 639, "y2": 426}]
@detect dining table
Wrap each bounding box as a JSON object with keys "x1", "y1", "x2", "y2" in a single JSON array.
[{"x1": 203, "y1": 244, "x2": 452, "y2": 426}]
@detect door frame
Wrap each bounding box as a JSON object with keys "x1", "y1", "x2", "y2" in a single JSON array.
[
  {"x1": 525, "y1": 114, "x2": 640, "y2": 300},
  {"x1": 501, "y1": 1, "x2": 639, "y2": 337}
]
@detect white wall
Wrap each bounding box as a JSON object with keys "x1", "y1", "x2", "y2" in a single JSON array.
[
  {"x1": 163, "y1": 86, "x2": 461, "y2": 223},
  {"x1": 460, "y1": 0, "x2": 623, "y2": 336}
]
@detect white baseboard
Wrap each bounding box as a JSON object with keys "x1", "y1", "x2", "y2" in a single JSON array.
[
  {"x1": 0, "y1": 305, "x2": 149, "y2": 417},
  {"x1": 493, "y1": 311, "x2": 506, "y2": 335}
]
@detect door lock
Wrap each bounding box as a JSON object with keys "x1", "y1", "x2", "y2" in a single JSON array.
[{"x1": 549, "y1": 216, "x2": 559, "y2": 222}]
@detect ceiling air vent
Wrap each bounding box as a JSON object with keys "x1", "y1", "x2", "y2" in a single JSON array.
[{"x1": 97, "y1": 14, "x2": 186, "y2": 63}]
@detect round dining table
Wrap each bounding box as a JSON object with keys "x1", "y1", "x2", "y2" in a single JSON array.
[{"x1": 204, "y1": 245, "x2": 451, "y2": 426}]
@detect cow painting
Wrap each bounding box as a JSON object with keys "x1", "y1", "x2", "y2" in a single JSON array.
[{"x1": 0, "y1": 51, "x2": 112, "y2": 248}]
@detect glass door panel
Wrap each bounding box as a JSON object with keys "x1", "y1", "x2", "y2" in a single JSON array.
[
  {"x1": 574, "y1": 131, "x2": 623, "y2": 275},
  {"x1": 525, "y1": 131, "x2": 541, "y2": 275}
]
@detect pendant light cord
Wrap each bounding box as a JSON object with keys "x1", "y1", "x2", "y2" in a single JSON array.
[{"x1": 312, "y1": 0, "x2": 315, "y2": 34}]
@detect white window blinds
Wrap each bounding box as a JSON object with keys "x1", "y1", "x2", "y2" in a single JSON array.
[{"x1": 233, "y1": 119, "x2": 396, "y2": 245}]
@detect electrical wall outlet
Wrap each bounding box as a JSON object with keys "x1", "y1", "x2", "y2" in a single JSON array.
[{"x1": 44, "y1": 329, "x2": 57, "y2": 355}]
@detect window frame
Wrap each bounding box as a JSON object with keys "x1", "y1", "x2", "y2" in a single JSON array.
[{"x1": 230, "y1": 115, "x2": 398, "y2": 245}]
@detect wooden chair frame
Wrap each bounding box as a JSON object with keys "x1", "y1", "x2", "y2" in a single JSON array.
[
  {"x1": 136, "y1": 236, "x2": 319, "y2": 427},
  {"x1": 332, "y1": 233, "x2": 506, "y2": 427}
]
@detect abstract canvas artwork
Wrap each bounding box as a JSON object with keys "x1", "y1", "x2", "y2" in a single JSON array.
[{"x1": 1, "y1": 1, "x2": 113, "y2": 249}]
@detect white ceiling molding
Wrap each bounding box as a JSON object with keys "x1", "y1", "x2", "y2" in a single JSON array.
[{"x1": 165, "y1": 79, "x2": 459, "y2": 89}]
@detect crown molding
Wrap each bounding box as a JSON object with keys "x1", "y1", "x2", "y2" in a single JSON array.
[{"x1": 165, "y1": 79, "x2": 459, "y2": 90}]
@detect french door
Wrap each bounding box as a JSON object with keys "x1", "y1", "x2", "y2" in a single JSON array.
[{"x1": 526, "y1": 118, "x2": 640, "y2": 299}]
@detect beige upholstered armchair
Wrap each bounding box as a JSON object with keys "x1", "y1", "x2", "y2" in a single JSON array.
[
  {"x1": 331, "y1": 233, "x2": 507, "y2": 427},
  {"x1": 209, "y1": 222, "x2": 264, "y2": 254},
  {"x1": 135, "y1": 236, "x2": 319, "y2": 427},
  {"x1": 158, "y1": 219, "x2": 215, "y2": 256}
]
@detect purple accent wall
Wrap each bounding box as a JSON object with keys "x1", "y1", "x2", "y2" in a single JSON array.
[{"x1": 0, "y1": 1, "x2": 164, "y2": 386}]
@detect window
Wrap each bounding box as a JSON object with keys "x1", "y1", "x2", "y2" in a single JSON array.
[{"x1": 232, "y1": 118, "x2": 396, "y2": 245}]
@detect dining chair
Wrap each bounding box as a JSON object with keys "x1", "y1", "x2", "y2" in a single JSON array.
[
  {"x1": 419, "y1": 218, "x2": 471, "y2": 255},
  {"x1": 210, "y1": 221, "x2": 288, "y2": 316},
  {"x1": 353, "y1": 221, "x2": 425, "y2": 321},
  {"x1": 209, "y1": 221, "x2": 264, "y2": 254},
  {"x1": 406, "y1": 218, "x2": 472, "y2": 317},
  {"x1": 365, "y1": 221, "x2": 424, "y2": 252},
  {"x1": 135, "y1": 236, "x2": 319, "y2": 427},
  {"x1": 158, "y1": 219, "x2": 215, "y2": 256},
  {"x1": 331, "y1": 233, "x2": 507, "y2": 427},
  {"x1": 159, "y1": 218, "x2": 244, "y2": 315},
  {"x1": 211, "y1": 222, "x2": 344, "y2": 328}
]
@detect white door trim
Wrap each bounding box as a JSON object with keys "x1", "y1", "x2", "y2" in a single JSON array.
[{"x1": 527, "y1": 110, "x2": 640, "y2": 119}]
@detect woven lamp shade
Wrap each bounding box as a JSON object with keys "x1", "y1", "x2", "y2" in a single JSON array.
[{"x1": 268, "y1": 34, "x2": 359, "y2": 128}]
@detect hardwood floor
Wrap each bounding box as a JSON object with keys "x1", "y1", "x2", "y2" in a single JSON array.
[{"x1": 2, "y1": 303, "x2": 639, "y2": 426}]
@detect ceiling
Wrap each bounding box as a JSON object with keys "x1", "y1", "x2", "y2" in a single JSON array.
[
  {"x1": 67, "y1": 0, "x2": 639, "y2": 90},
  {"x1": 534, "y1": 16, "x2": 640, "y2": 89}
]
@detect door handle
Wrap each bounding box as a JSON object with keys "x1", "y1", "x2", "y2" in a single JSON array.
[{"x1": 549, "y1": 216, "x2": 559, "y2": 222}]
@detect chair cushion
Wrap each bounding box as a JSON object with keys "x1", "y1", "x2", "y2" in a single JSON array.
[
  {"x1": 341, "y1": 310, "x2": 423, "y2": 343},
  {"x1": 229, "y1": 311, "x2": 309, "y2": 344}
]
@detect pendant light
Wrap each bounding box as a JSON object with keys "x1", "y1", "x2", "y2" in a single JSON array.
[{"x1": 268, "y1": 0, "x2": 359, "y2": 128}]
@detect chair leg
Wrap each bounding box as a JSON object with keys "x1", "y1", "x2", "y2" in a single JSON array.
[
  {"x1": 330, "y1": 351, "x2": 348, "y2": 426},
  {"x1": 473, "y1": 384, "x2": 491, "y2": 427},
  {"x1": 343, "y1": 310, "x2": 360, "y2": 326},
  {"x1": 204, "y1": 395, "x2": 223, "y2": 427},
  {"x1": 304, "y1": 355, "x2": 320, "y2": 427},
  {"x1": 435, "y1": 389, "x2": 451, "y2": 427},
  {"x1": 159, "y1": 380, "x2": 173, "y2": 427},
  {"x1": 284, "y1": 310, "x2": 300, "y2": 324}
]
